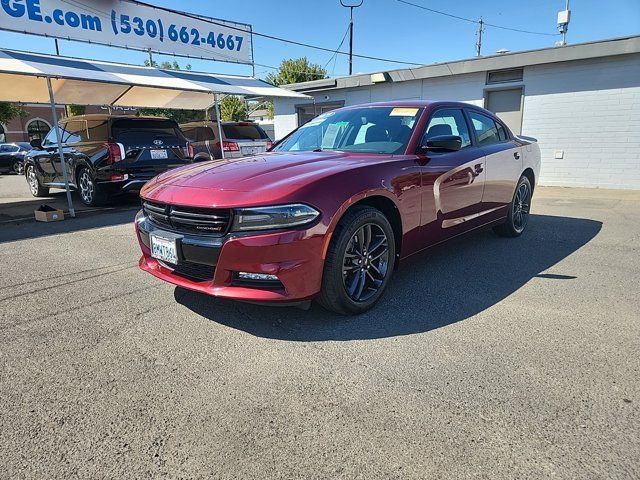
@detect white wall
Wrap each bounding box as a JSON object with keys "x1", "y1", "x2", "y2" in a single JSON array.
[
  {"x1": 522, "y1": 54, "x2": 640, "y2": 189},
  {"x1": 273, "y1": 54, "x2": 640, "y2": 189}
]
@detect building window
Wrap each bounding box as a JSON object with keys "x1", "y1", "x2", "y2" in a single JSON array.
[
  {"x1": 0, "y1": 123, "x2": 5, "y2": 142},
  {"x1": 27, "y1": 119, "x2": 51, "y2": 141},
  {"x1": 486, "y1": 68, "x2": 523, "y2": 85}
]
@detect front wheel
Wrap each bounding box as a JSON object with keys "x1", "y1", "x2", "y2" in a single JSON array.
[
  {"x1": 26, "y1": 165, "x2": 49, "y2": 197},
  {"x1": 318, "y1": 206, "x2": 396, "y2": 315},
  {"x1": 493, "y1": 175, "x2": 532, "y2": 237}
]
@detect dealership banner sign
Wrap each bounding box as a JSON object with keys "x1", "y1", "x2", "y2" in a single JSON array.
[{"x1": 0, "y1": 0, "x2": 253, "y2": 64}]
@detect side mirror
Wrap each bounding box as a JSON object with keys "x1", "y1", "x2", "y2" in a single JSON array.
[
  {"x1": 421, "y1": 134, "x2": 462, "y2": 153},
  {"x1": 30, "y1": 138, "x2": 42, "y2": 150}
]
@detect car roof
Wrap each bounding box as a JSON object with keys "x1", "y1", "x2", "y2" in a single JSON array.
[
  {"x1": 179, "y1": 121, "x2": 259, "y2": 127},
  {"x1": 339, "y1": 100, "x2": 478, "y2": 109},
  {"x1": 61, "y1": 114, "x2": 174, "y2": 122}
]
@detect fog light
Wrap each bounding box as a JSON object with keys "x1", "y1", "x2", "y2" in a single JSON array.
[{"x1": 237, "y1": 272, "x2": 279, "y2": 281}]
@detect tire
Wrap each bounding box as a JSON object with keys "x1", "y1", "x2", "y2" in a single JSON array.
[
  {"x1": 493, "y1": 175, "x2": 532, "y2": 238},
  {"x1": 26, "y1": 165, "x2": 49, "y2": 197},
  {"x1": 13, "y1": 161, "x2": 24, "y2": 175},
  {"x1": 77, "y1": 167, "x2": 107, "y2": 207},
  {"x1": 318, "y1": 206, "x2": 396, "y2": 315}
]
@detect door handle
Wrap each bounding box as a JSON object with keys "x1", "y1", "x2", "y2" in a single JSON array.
[{"x1": 513, "y1": 152, "x2": 521, "y2": 160}]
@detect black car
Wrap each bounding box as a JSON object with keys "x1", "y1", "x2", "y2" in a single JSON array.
[
  {"x1": 0, "y1": 142, "x2": 31, "y2": 175},
  {"x1": 25, "y1": 115, "x2": 194, "y2": 206}
]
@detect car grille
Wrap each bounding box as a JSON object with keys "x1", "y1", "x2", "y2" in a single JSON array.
[
  {"x1": 143, "y1": 201, "x2": 231, "y2": 236},
  {"x1": 160, "y1": 260, "x2": 215, "y2": 282}
]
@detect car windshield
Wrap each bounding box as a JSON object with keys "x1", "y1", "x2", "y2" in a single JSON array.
[{"x1": 274, "y1": 106, "x2": 423, "y2": 154}]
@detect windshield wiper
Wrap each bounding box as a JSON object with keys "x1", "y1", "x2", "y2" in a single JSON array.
[{"x1": 312, "y1": 148, "x2": 323, "y2": 152}]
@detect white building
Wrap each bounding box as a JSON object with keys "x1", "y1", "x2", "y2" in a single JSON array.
[{"x1": 273, "y1": 36, "x2": 640, "y2": 189}]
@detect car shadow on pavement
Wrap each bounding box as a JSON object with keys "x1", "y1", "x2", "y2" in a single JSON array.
[
  {"x1": 175, "y1": 214, "x2": 602, "y2": 341},
  {"x1": 0, "y1": 196, "x2": 141, "y2": 244}
]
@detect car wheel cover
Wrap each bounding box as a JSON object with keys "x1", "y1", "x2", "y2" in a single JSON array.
[
  {"x1": 13, "y1": 161, "x2": 24, "y2": 175},
  {"x1": 342, "y1": 223, "x2": 389, "y2": 302},
  {"x1": 513, "y1": 181, "x2": 531, "y2": 233},
  {"x1": 79, "y1": 170, "x2": 94, "y2": 203},
  {"x1": 27, "y1": 167, "x2": 38, "y2": 195}
]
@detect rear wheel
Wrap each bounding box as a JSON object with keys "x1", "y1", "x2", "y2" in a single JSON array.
[
  {"x1": 77, "y1": 167, "x2": 107, "y2": 207},
  {"x1": 26, "y1": 165, "x2": 49, "y2": 197},
  {"x1": 318, "y1": 206, "x2": 396, "y2": 315},
  {"x1": 493, "y1": 175, "x2": 532, "y2": 237}
]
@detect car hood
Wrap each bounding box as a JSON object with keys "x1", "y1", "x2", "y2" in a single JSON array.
[{"x1": 141, "y1": 151, "x2": 371, "y2": 207}]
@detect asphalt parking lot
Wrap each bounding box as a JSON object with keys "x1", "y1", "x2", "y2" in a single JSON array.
[{"x1": 0, "y1": 175, "x2": 638, "y2": 479}]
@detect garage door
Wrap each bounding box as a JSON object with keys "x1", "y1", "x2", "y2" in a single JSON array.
[{"x1": 486, "y1": 88, "x2": 523, "y2": 135}]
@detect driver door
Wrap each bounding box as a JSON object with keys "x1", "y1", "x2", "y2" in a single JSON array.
[{"x1": 419, "y1": 108, "x2": 486, "y2": 240}]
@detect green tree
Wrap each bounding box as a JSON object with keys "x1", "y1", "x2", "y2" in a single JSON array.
[
  {"x1": 263, "y1": 58, "x2": 327, "y2": 119},
  {"x1": 139, "y1": 60, "x2": 201, "y2": 123},
  {"x1": 265, "y1": 57, "x2": 327, "y2": 86},
  {"x1": 220, "y1": 96, "x2": 247, "y2": 121},
  {"x1": 65, "y1": 105, "x2": 86, "y2": 117},
  {"x1": 0, "y1": 102, "x2": 27, "y2": 125}
]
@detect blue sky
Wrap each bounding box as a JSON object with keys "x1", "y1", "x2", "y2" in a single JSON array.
[{"x1": 0, "y1": 0, "x2": 638, "y2": 78}]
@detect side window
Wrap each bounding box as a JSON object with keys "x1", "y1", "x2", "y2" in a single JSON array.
[
  {"x1": 468, "y1": 111, "x2": 501, "y2": 146},
  {"x1": 61, "y1": 120, "x2": 85, "y2": 144},
  {"x1": 496, "y1": 122, "x2": 509, "y2": 141},
  {"x1": 424, "y1": 109, "x2": 471, "y2": 149},
  {"x1": 42, "y1": 128, "x2": 58, "y2": 147}
]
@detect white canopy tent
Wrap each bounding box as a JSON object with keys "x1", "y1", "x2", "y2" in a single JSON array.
[{"x1": 0, "y1": 48, "x2": 309, "y2": 216}]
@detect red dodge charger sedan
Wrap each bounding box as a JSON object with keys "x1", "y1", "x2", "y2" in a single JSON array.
[{"x1": 135, "y1": 101, "x2": 541, "y2": 314}]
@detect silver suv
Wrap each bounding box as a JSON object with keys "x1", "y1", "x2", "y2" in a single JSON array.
[{"x1": 180, "y1": 121, "x2": 272, "y2": 161}]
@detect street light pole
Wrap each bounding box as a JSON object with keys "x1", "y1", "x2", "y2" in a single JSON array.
[{"x1": 340, "y1": 0, "x2": 363, "y2": 75}]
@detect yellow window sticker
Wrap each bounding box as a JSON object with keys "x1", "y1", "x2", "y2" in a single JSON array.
[{"x1": 390, "y1": 107, "x2": 419, "y2": 117}]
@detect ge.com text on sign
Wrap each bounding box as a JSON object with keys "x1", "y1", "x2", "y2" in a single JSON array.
[{"x1": 0, "y1": 0, "x2": 253, "y2": 64}]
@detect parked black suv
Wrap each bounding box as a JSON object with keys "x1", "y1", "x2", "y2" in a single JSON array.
[{"x1": 25, "y1": 115, "x2": 194, "y2": 206}]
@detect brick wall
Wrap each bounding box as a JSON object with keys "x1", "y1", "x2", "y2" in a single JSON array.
[{"x1": 522, "y1": 53, "x2": 640, "y2": 189}]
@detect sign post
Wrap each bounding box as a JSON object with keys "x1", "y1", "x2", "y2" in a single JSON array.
[{"x1": 46, "y1": 76, "x2": 75, "y2": 218}]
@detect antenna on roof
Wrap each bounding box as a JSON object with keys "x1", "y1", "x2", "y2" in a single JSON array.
[{"x1": 557, "y1": 0, "x2": 571, "y2": 46}]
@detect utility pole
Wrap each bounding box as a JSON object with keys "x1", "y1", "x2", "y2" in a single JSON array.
[
  {"x1": 54, "y1": 39, "x2": 60, "y2": 56},
  {"x1": 147, "y1": 48, "x2": 154, "y2": 67},
  {"x1": 475, "y1": 17, "x2": 484, "y2": 57},
  {"x1": 340, "y1": 0, "x2": 363, "y2": 75}
]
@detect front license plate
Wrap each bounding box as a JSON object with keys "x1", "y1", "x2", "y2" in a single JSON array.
[
  {"x1": 150, "y1": 149, "x2": 168, "y2": 159},
  {"x1": 150, "y1": 234, "x2": 178, "y2": 264}
]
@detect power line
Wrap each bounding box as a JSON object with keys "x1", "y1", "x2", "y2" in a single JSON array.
[
  {"x1": 396, "y1": 0, "x2": 559, "y2": 36},
  {"x1": 324, "y1": 25, "x2": 351, "y2": 70},
  {"x1": 129, "y1": 0, "x2": 424, "y2": 66}
]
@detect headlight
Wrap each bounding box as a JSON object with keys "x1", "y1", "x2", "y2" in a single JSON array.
[{"x1": 231, "y1": 204, "x2": 320, "y2": 231}]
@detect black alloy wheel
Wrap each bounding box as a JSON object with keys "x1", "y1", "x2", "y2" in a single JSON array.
[
  {"x1": 493, "y1": 175, "x2": 532, "y2": 238},
  {"x1": 319, "y1": 206, "x2": 396, "y2": 315}
]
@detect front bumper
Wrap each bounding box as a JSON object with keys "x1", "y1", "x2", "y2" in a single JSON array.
[{"x1": 135, "y1": 212, "x2": 326, "y2": 303}]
